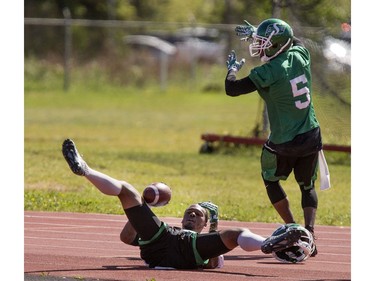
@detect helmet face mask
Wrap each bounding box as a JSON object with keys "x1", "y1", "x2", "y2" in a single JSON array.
[
  {"x1": 249, "y1": 34, "x2": 273, "y2": 57},
  {"x1": 249, "y1": 18, "x2": 293, "y2": 62}
]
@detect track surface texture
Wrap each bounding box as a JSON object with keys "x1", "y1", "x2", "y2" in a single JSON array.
[{"x1": 24, "y1": 211, "x2": 351, "y2": 281}]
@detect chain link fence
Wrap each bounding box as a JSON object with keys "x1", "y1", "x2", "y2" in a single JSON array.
[{"x1": 24, "y1": 17, "x2": 350, "y2": 146}]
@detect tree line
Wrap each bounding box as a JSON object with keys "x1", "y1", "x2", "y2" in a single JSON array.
[{"x1": 25, "y1": 0, "x2": 350, "y2": 59}]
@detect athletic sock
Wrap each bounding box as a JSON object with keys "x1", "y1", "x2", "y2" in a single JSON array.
[
  {"x1": 237, "y1": 229, "x2": 266, "y2": 252},
  {"x1": 85, "y1": 168, "x2": 124, "y2": 196}
]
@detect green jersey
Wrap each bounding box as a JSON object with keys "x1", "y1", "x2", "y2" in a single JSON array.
[{"x1": 249, "y1": 46, "x2": 319, "y2": 144}]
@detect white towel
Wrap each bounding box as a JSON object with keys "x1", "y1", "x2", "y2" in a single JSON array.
[{"x1": 318, "y1": 150, "x2": 331, "y2": 190}]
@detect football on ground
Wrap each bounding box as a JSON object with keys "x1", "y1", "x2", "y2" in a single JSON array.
[{"x1": 142, "y1": 182, "x2": 172, "y2": 207}]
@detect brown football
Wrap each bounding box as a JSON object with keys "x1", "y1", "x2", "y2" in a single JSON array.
[{"x1": 142, "y1": 182, "x2": 172, "y2": 207}]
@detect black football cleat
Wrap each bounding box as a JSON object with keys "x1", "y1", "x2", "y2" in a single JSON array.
[
  {"x1": 305, "y1": 225, "x2": 318, "y2": 257},
  {"x1": 62, "y1": 139, "x2": 89, "y2": 176},
  {"x1": 261, "y1": 228, "x2": 302, "y2": 254}
]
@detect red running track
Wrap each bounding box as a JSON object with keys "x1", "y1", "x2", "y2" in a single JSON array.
[{"x1": 24, "y1": 211, "x2": 351, "y2": 281}]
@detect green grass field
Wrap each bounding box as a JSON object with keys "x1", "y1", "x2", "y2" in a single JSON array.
[{"x1": 24, "y1": 64, "x2": 351, "y2": 226}]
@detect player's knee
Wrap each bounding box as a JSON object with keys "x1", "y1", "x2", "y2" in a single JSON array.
[
  {"x1": 120, "y1": 233, "x2": 140, "y2": 246},
  {"x1": 120, "y1": 229, "x2": 132, "y2": 244},
  {"x1": 120, "y1": 226, "x2": 139, "y2": 246},
  {"x1": 300, "y1": 186, "x2": 318, "y2": 208},
  {"x1": 265, "y1": 180, "x2": 287, "y2": 204}
]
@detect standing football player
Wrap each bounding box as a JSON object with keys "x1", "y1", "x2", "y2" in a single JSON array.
[{"x1": 225, "y1": 18, "x2": 322, "y2": 256}]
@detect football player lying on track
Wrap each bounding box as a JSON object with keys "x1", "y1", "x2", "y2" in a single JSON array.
[{"x1": 62, "y1": 138, "x2": 314, "y2": 269}]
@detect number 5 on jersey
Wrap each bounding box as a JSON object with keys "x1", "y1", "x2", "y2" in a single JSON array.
[{"x1": 290, "y1": 74, "x2": 311, "y2": 109}]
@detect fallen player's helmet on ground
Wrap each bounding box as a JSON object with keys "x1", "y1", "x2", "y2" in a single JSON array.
[{"x1": 272, "y1": 223, "x2": 315, "y2": 263}]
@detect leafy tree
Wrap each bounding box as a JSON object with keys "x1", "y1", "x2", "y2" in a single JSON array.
[{"x1": 24, "y1": 0, "x2": 350, "y2": 58}]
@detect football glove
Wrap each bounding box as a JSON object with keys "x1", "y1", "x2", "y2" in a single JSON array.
[
  {"x1": 199, "y1": 201, "x2": 219, "y2": 232},
  {"x1": 235, "y1": 20, "x2": 256, "y2": 41},
  {"x1": 198, "y1": 201, "x2": 219, "y2": 223},
  {"x1": 226, "y1": 50, "x2": 245, "y2": 72}
]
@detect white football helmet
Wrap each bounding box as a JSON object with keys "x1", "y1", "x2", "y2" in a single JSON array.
[{"x1": 271, "y1": 223, "x2": 315, "y2": 263}]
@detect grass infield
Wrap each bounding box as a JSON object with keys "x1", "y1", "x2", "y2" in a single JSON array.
[{"x1": 24, "y1": 74, "x2": 350, "y2": 226}]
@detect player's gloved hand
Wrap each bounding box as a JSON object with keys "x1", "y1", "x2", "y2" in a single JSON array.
[
  {"x1": 198, "y1": 201, "x2": 219, "y2": 223},
  {"x1": 235, "y1": 20, "x2": 256, "y2": 41},
  {"x1": 199, "y1": 201, "x2": 219, "y2": 232},
  {"x1": 226, "y1": 50, "x2": 245, "y2": 72}
]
